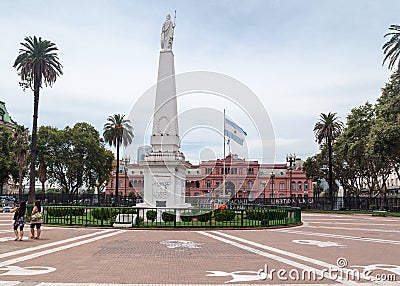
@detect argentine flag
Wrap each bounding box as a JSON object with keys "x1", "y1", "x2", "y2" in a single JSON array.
[{"x1": 224, "y1": 118, "x2": 247, "y2": 145}]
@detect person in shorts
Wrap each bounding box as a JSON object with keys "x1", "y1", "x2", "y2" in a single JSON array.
[
  {"x1": 11, "y1": 201, "x2": 26, "y2": 241},
  {"x1": 30, "y1": 200, "x2": 43, "y2": 239}
]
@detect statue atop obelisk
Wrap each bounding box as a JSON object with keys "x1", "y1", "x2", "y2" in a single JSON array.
[
  {"x1": 140, "y1": 12, "x2": 189, "y2": 208},
  {"x1": 160, "y1": 12, "x2": 176, "y2": 50}
]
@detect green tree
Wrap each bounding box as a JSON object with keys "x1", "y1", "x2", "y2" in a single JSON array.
[
  {"x1": 37, "y1": 123, "x2": 114, "y2": 194},
  {"x1": 373, "y1": 72, "x2": 400, "y2": 193},
  {"x1": 36, "y1": 126, "x2": 64, "y2": 190},
  {"x1": 11, "y1": 125, "x2": 30, "y2": 199},
  {"x1": 313, "y1": 112, "x2": 344, "y2": 208},
  {"x1": 0, "y1": 126, "x2": 18, "y2": 195},
  {"x1": 103, "y1": 114, "x2": 134, "y2": 199},
  {"x1": 303, "y1": 152, "x2": 327, "y2": 198},
  {"x1": 90, "y1": 148, "x2": 114, "y2": 193},
  {"x1": 383, "y1": 24, "x2": 400, "y2": 72},
  {"x1": 13, "y1": 36, "x2": 63, "y2": 204}
]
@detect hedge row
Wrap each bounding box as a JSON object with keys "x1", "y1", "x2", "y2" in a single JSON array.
[
  {"x1": 46, "y1": 207, "x2": 287, "y2": 223},
  {"x1": 246, "y1": 210, "x2": 287, "y2": 221},
  {"x1": 47, "y1": 207, "x2": 85, "y2": 217},
  {"x1": 214, "y1": 209, "x2": 236, "y2": 221},
  {"x1": 90, "y1": 208, "x2": 137, "y2": 220}
]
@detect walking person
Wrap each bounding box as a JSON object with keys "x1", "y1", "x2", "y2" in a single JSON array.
[
  {"x1": 11, "y1": 201, "x2": 26, "y2": 241},
  {"x1": 30, "y1": 200, "x2": 43, "y2": 239}
]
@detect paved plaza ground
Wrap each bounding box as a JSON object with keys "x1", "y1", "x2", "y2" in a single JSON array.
[{"x1": 0, "y1": 212, "x2": 399, "y2": 285}]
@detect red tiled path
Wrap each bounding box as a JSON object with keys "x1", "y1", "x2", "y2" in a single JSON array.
[{"x1": 0, "y1": 212, "x2": 399, "y2": 285}]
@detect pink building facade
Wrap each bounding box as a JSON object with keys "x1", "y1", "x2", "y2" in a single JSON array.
[{"x1": 105, "y1": 155, "x2": 314, "y2": 200}]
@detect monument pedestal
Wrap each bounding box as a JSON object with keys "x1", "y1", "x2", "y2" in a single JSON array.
[{"x1": 139, "y1": 152, "x2": 190, "y2": 208}]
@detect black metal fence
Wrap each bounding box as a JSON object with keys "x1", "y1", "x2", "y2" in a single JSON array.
[
  {"x1": 225, "y1": 197, "x2": 400, "y2": 212},
  {"x1": 42, "y1": 205, "x2": 302, "y2": 228}
]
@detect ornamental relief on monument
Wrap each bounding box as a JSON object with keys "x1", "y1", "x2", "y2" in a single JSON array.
[
  {"x1": 156, "y1": 116, "x2": 171, "y2": 134},
  {"x1": 153, "y1": 177, "x2": 170, "y2": 200}
]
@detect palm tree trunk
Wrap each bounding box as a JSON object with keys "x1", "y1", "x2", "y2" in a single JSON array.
[
  {"x1": 18, "y1": 166, "x2": 23, "y2": 200},
  {"x1": 328, "y1": 135, "x2": 333, "y2": 210},
  {"x1": 115, "y1": 140, "x2": 120, "y2": 201},
  {"x1": 28, "y1": 82, "x2": 40, "y2": 204}
]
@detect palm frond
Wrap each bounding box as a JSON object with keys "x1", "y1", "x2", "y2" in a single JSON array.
[{"x1": 382, "y1": 24, "x2": 400, "y2": 71}]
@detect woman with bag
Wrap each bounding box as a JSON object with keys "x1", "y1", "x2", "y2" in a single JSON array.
[
  {"x1": 11, "y1": 201, "x2": 26, "y2": 241},
  {"x1": 30, "y1": 200, "x2": 43, "y2": 239}
]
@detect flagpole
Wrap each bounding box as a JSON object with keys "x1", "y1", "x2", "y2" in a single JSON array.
[{"x1": 223, "y1": 109, "x2": 226, "y2": 200}]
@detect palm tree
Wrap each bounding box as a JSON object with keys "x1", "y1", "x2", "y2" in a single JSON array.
[
  {"x1": 38, "y1": 155, "x2": 47, "y2": 195},
  {"x1": 13, "y1": 36, "x2": 63, "y2": 204},
  {"x1": 383, "y1": 24, "x2": 400, "y2": 72},
  {"x1": 103, "y1": 114, "x2": 134, "y2": 200},
  {"x1": 11, "y1": 125, "x2": 30, "y2": 200},
  {"x1": 313, "y1": 112, "x2": 344, "y2": 209}
]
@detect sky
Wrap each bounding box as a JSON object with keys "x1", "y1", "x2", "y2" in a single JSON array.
[{"x1": 0, "y1": 0, "x2": 397, "y2": 165}]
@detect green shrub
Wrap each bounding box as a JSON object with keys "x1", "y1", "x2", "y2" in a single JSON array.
[
  {"x1": 195, "y1": 210, "x2": 212, "y2": 222},
  {"x1": 90, "y1": 208, "x2": 138, "y2": 220},
  {"x1": 268, "y1": 210, "x2": 287, "y2": 220},
  {"x1": 180, "y1": 211, "x2": 193, "y2": 222},
  {"x1": 162, "y1": 211, "x2": 176, "y2": 222},
  {"x1": 120, "y1": 208, "x2": 138, "y2": 214},
  {"x1": 146, "y1": 210, "x2": 157, "y2": 222},
  {"x1": 47, "y1": 208, "x2": 68, "y2": 217},
  {"x1": 135, "y1": 216, "x2": 144, "y2": 225},
  {"x1": 214, "y1": 209, "x2": 236, "y2": 221},
  {"x1": 91, "y1": 208, "x2": 113, "y2": 220},
  {"x1": 47, "y1": 207, "x2": 85, "y2": 217},
  {"x1": 246, "y1": 210, "x2": 264, "y2": 220},
  {"x1": 246, "y1": 209, "x2": 287, "y2": 221}
]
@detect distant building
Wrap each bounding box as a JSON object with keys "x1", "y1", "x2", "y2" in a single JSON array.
[
  {"x1": 137, "y1": 145, "x2": 152, "y2": 163},
  {"x1": 105, "y1": 162, "x2": 142, "y2": 197},
  {"x1": 185, "y1": 154, "x2": 313, "y2": 200},
  {"x1": 0, "y1": 101, "x2": 18, "y2": 195},
  {"x1": 0, "y1": 101, "x2": 17, "y2": 128},
  {"x1": 105, "y1": 154, "x2": 314, "y2": 199}
]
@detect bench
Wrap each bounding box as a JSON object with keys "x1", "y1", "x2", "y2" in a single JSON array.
[
  {"x1": 372, "y1": 210, "x2": 387, "y2": 217},
  {"x1": 113, "y1": 214, "x2": 137, "y2": 227}
]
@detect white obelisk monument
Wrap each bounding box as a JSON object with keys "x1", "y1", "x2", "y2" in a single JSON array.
[{"x1": 140, "y1": 12, "x2": 189, "y2": 208}]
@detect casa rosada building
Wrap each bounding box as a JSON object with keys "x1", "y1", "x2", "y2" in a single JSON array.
[{"x1": 105, "y1": 154, "x2": 314, "y2": 199}]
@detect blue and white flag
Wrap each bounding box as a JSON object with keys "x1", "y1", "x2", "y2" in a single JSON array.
[{"x1": 224, "y1": 118, "x2": 247, "y2": 145}]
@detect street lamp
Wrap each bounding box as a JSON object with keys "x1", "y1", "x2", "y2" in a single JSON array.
[
  {"x1": 122, "y1": 155, "x2": 130, "y2": 200},
  {"x1": 270, "y1": 171, "x2": 275, "y2": 199},
  {"x1": 286, "y1": 153, "x2": 295, "y2": 200}
]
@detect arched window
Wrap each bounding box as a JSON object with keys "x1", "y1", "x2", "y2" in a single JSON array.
[
  {"x1": 247, "y1": 180, "x2": 253, "y2": 189},
  {"x1": 134, "y1": 180, "x2": 138, "y2": 187},
  {"x1": 279, "y1": 182, "x2": 285, "y2": 190},
  {"x1": 291, "y1": 181, "x2": 295, "y2": 190},
  {"x1": 304, "y1": 182, "x2": 309, "y2": 191},
  {"x1": 298, "y1": 182, "x2": 302, "y2": 191}
]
